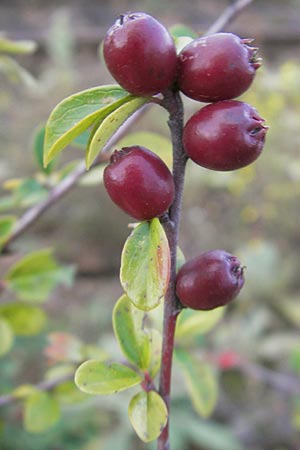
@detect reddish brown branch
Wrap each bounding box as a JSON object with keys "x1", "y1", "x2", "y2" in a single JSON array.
[{"x1": 205, "y1": 0, "x2": 255, "y2": 35}]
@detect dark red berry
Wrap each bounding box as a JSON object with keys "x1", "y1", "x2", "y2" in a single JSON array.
[
  {"x1": 178, "y1": 33, "x2": 261, "y2": 103},
  {"x1": 103, "y1": 12, "x2": 177, "y2": 96},
  {"x1": 183, "y1": 100, "x2": 268, "y2": 171},
  {"x1": 103, "y1": 146, "x2": 175, "y2": 221},
  {"x1": 176, "y1": 250, "x2": 245, "y2": 311}
]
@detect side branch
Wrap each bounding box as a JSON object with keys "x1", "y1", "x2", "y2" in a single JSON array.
[
  {"x1": 0, "y1": 372, "x2": 73, "y2": 407},
  {"x1": 1, "y1": 106, "x2": 150, "y2": 253},
  {"x1": 205, "y1": 0, "x2": 254, "y2": 35}
]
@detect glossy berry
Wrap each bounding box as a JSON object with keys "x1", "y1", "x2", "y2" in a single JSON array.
[
  {"x1": 178, "y1": 32, "x2": 261, "y2": 103},
  {"x1": 183, "y1": 100, "x2": 268, "y2": 171},
  {"x1": 103, "y1": 146, "x2": 175, "y2": 221},
  {"x1": 103, "y1": 12, "x2": 177, "y2": 96},
  {"x1": 176, "y1": 250, "x2": 245, "y2": 311}
]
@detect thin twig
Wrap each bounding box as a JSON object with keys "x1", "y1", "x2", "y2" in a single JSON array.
[
  {"x1": 1, "y1": 105, "x2": 150, "y2": 252},
  {"x1": 241, "y1": 361, "x2": 300, "y2": 395},
  {"x1": 205, "y1": 0, "x2": 255, "y2": 35},
  {"x1": 0, "y1": 372, "x2": 73, "y2": 407}
]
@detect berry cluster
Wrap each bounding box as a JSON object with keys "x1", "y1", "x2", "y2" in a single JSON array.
[{"x1": 103, "y1": 12, "x2": 268, "y2": 310}]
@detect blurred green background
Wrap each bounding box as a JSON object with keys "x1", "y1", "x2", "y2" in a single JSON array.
[{"x1": 1, "y1": 0, "x2": 300, "y2": 449}]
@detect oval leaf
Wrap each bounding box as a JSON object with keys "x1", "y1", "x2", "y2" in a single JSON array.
[
  {"x1": 175, "y1": 349, "x2": 218, "y2": 418},
  {"x1": 120, "y1": 218, "x2": 170, "y2": 311},
  {"x1": 113, "y1": 295, "x2": 150, "y2": 370},
  {"x1": 75, "y1": 360, "x2": 142, "y2": 395},
  {"x1": 176, "y1": 307, "x2": 225, "y2": 340},
  {"x1": 0, "y1": 303, "x2": 46, "y2": 336},
  {"x1": 128, "y1": 390, "x2": 168, "y2": 442},
  {"x1": 44, "y1": 85, "x2": 132, "y2": 166},
  {"x1": 86, "y1": 96, "x2": 150, "y2": 169},
  {"x1": 0, "y1": 318, "x2": 14, "y2": 356},
  {"x1": 24, "y1": 391, "x2": 61, "y2": 433}
]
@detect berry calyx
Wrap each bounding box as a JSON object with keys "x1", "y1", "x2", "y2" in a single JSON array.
[
  {"x1": 103, "y1": 146, "x2": 175, "y2": 221},
  {"x1": 103, "y1": 12, "x2": 177, "y2": 96},
  {"x1": 177, "y1": 32, "x2": 261, "y2": 103},
  {"x1": 183, "y1": 100, "x2": 268, "y2": 171},
  {"x1": 176, "y1": 249, "x2": 245, "y2": 310}
]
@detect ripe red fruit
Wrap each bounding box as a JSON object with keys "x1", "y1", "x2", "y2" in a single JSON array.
[
  {"x1": 103, "y1": 146, "x2": 175, "y2": 221},
  {"x1": 217, "y1": 351, "x2": 240, "y2": 370},
  {"x1": 183, "y1": 100, "x2": 268, "y2": 171},
  {"x1": 176, "y1": 250, "x2": 245, "y2": 310},
  {"x1": 103, "y1": 12, "x2": 177, "y2": 96},
  {"x1": 178, "y1": 32, "x2": 261, "y2": 103}
]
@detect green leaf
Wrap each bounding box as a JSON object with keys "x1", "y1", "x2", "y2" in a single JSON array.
[
  {"x1": 4, "y1": 249, "x2": 75, "y2": 302},
  {"x1": 0, "y1": 318, "x2": 14, "y2": 356},
  {"x1": 0, "y1": 303, "x2": 46, "y2": 336},
  {"x1": 33, "y1": 126, "x2": 55, "y2": 174},
  {"x1": 86, "y1": 96, "x2": 150, "y2": 169},
  {"x1": 113, "y1": 295, "x2": 150, "y2": 370},
  {"x1": 0, "y1": 215, "x2": 16, "y2": 248},
  {"x1": 23, "y1": 391, "x2": 61, "y2": 433},
  {"x1": 169, "y1": 24, "x2": 197, "y2": 40},
  {"x1": 148, "y1": 329, "x2": 162, "y2": 378},
  {"x1": 75, "y1": 360, "x2": 142, "y2": 395},
  {"x1": 54, "y1": 380, "x2": 88, "y2": 405},
  {"x1": 0, "y1": 196, "x2": 16, "y2": 213},
  {"x1": 169, "y1": 24, "x2": 197, "y2": 53},
  {"x1": 120, "y1": 219, "x2": 170, "y2": 311},
  {"x1": 44, "y1": 85, "x2": 132, "y2": 166},
  {"x1": 0, "y1": 37, "x2": 37, "y2": 54},
  {"x1": 128, "y1": 390, "x2": 168, "y2": 442},
  {"x1": 72, "y1": 130, "x2": 91, "y2": 148},
  {"x1": 13, "y1": 178, "x2": 49, "y2": 207},
  {"x1": 176, "y1": 307, "x2": 225, "y2": 340},
  {"x1": 175, "y1": 349, "x2": 218, "y2": 418}
]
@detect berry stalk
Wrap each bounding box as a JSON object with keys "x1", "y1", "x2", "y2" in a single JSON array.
[{"x1": 158, "y1": 89, "x2": 187, "y2": 450}]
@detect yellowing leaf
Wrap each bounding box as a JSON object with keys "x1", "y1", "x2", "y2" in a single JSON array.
[
  {"x1": 74, "y1": 360, "x2": 142, "y2": 395},
  {"x1": 128, "y1": 390, "x2": 168, "y2": 442},
  {"x1": 148, "y1": 329, "x2": 162, "y2": 378},
  {"x1": 86, "y1": 96, "x2": 150, "y2": 169},
  {"x1": 43, "y1": 85, "x2": 132, "y2": 166},
  {"x1": 120, "y1": 219, "x2": 170, "y2": 311},
  {"x1": 113, "y1": 295, "x2": 150, "y2": 370}
]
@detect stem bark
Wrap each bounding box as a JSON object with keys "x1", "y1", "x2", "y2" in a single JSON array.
[{"x1": 157, "y1": 89, "x2": 187, "y2": 450}]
